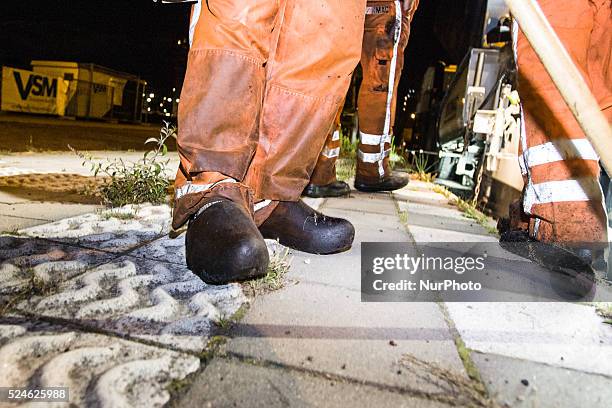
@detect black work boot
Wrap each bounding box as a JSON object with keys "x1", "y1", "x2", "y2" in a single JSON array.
[
  {"x1": 186, "y1": 198, "x2": 269, "y2": 285},
  {"x1": 259, "y1": 200, "x2": 355, "y2": 254},
  {"x1": 303, "y1": 181, "x2": 351, "y2": 198},
  {"x1": 354, "y1": 173, "x2": 409, "y2": 193}
]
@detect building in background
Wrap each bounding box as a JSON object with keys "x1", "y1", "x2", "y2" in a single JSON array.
[{"x1": 1, "y1": 61, "x2": 146, "y2": 123}]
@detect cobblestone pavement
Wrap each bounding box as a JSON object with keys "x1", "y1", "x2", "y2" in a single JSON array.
[{"x1": 0, "y1": 204, "x2": 247, "y2": 407}]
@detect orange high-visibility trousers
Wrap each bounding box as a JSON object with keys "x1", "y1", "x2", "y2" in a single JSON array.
[
  {"x1": 173, "y1": 0, "x2": 366, "y2": 229},
  {"x1": 309, "y1": 0, "x2": 419, "y2": 186},
  {"x1": 514, "y1": 0, "x2": 611, "y2": 246}
]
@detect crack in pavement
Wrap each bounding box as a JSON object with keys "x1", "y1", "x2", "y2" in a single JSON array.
[{"x1": 220, "y1": 351, "x2": 495, "y2": 407}]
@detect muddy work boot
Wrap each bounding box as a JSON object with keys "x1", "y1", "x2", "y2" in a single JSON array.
[
  {"x1": 354, "y1": 173, "x2": 409, "y2": 193},
  {"x1": 303, "y1": 181, "x2": 351, "y2": 198},
  {"x1": 186, "y1": 198, "x2": 269, "y2": 285},
  {"x1": 259, "y1": 200, "x2": 355, "y2": 254}
]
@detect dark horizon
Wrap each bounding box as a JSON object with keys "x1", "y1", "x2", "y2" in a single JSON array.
[{"x1": 0, "y1": 1, "x2": 456, "y2": 105}]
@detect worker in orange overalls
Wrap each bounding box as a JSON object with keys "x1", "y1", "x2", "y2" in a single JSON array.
[
  {"x1": 173, "y1": 0, "x2": 366, "y2": 284},
  {"x1": 305, "y1": 0, "x2": 420, "y2": 198},
  {"x1": 501, "y1": 0, "x2": 611, "y2": 263}
]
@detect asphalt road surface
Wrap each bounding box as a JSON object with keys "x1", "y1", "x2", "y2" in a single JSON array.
[{"x1": 0, "y1": 113, "x2": 177, "y2": 152}]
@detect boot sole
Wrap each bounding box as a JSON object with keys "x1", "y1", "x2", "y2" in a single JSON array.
[
  {"x1": 191, "y1": 265, "x2": 268, "y2": 286},
  {"x1": 354, "y1": 184, "x2": 403, "y2": 193},
  {"x1": 303, "y1": 190, "x2": 351, "y2": 198},
  {"x1": 264, "y1": 234, "x2": 354, "y2": 255}
]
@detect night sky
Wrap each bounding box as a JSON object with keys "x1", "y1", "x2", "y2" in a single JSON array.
[
  {"x1": 0, "y1": 0, "x2": 192, "y2": 94},
  {"x1": 0, "y1": 1, "x2": 451, "y2": 100}
]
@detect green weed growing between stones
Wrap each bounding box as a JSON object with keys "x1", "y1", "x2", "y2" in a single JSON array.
[{"x1": 72, "y1": 122, "x2": 175, "y2": 207}]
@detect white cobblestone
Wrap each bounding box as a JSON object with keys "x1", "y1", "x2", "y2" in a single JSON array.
[
  {"x1": 19, "y1": 205, "x2": 172, "y2": 253},
  {"x1": 2, "y1": 204, "x2": 249, "y2": 353},
  {"x1": 0, "y1": 319, "x2": 200, "y2": 407},
  {"x1": 12, "y1": 256, "x2": 246, "y2": 352}
]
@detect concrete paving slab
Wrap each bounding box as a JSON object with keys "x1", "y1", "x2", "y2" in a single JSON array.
[
  {"x1": 0, "y1": 202, "x2": 101, "y2": 222},
  {"x1": 285, "y1": 249, "x2": 362, "y2": 292},
  {"x1": 394, "y1": 189, "x2": 452, "y2": 207},
  {"x1": 0, "y1": 191, "x2": 32, "y2": 204},
  {"x1": 222, "y1": 194, "x2": 467, "y2": 394},
  {"x1": 0, "y1": 215, "x2": 49, "y2": 232},
  {"x1": 19, "y1": 204, "x2": 170, "y2": 253},
  {"x1": 404, "y1": 211, "x2": 493, "y2": 237},
  {"x1": 0, "y1": 151, "x2": 180, "y2": 178},
  {"x1": 283, "y1": 198, "x2": 412, "y2": 291},
  {"x1": 407, "y1": 225, "x2": 498, "y2": 243},
  {"x1": 0, "y1": 317, "x2": 199, "y2": 407},
  {"x1": 446, "y1": 302, "x2": 612, "y2": 377},
  {"x1": 323, "y1": 192, "x2": 398, "y2": 216},
  {"x1": 397, "y1": 200, "x2": 471, "y2": 222},
  {"x1": 14, "y1": 254, "x2": 246, "y2": 353},
  {"x1": 406, "y1": 180, "x2": 444, "y2": 192},
  {"x1": 228, "y1": 281, "x2": 465, "y2": 390},
  {"x1": 473, "y1": 352, "x2": 612, "y2": 408},
  {"x1": 178, "y1": 358, "x2": 452, "y2": 408}
]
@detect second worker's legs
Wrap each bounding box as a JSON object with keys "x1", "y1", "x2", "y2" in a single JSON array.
[
  {"x1": 303, "y1": 105, "x2": 352, "y2": 198},
  {"x1": 355, "y1": 0, "x2": 418, "y2": 192}
]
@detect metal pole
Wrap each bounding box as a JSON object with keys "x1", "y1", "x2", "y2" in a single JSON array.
[{"x1": 505, "y1": 0, "x2": 612, "y2": 175}]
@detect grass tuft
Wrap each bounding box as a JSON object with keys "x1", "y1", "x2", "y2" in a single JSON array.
[
  {"x1": 336, "y1": 157, "x2": 356, "y2": 182},
  {"x1": 99, "y1": 210, "x2": 137, "y2": 221},
  {"x1": 408, "y1": 151, "x2": 436, "y2": 182},
  {"x1": 244, "y1": 245, "x2": 292, "y2": 296},
  {"x1": 595, "y1": 303, "x2": 612, "y2": 325},
  {"x1": 400, "y1": 354, "x2": 499, "y2": 407},
  {"x1": 433, "y1": 185, "x2": 498, "y2": 236}
]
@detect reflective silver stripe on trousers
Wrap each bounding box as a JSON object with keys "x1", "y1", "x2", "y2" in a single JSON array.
[
  {"x1": 378, "y1": 0, "x2": 402, "y2": 178},
  {"x1": 359, "y1": 131, "x2": 392, "y2": 146},
  {"x1": 358, "y1": 149, "x2": 391, "y2": 164},
  {"x1": 522, "y1": 138, "x2": 599, "y2": 169},
  {"x1": 189, "y1": 0, "x2": 202, "y2": 47},
  {"x1": 523, "y1": 178, "x2": 604, "y2": 213},
  {"x1": 331, "y1": 130, "x2": 341, "y2": 142},
  {"x1": 532, "y1": 217, "x2": 541, "y2": 239},
  {"x1": 322, "y1": 147, "x2": 340, "y2": 159},
  {"x1": 175, "y1": 178, "x2": 237, "y2": 200},
  {"x1": 254, "y1": 200, "x2": 272, "y2": 212}
]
